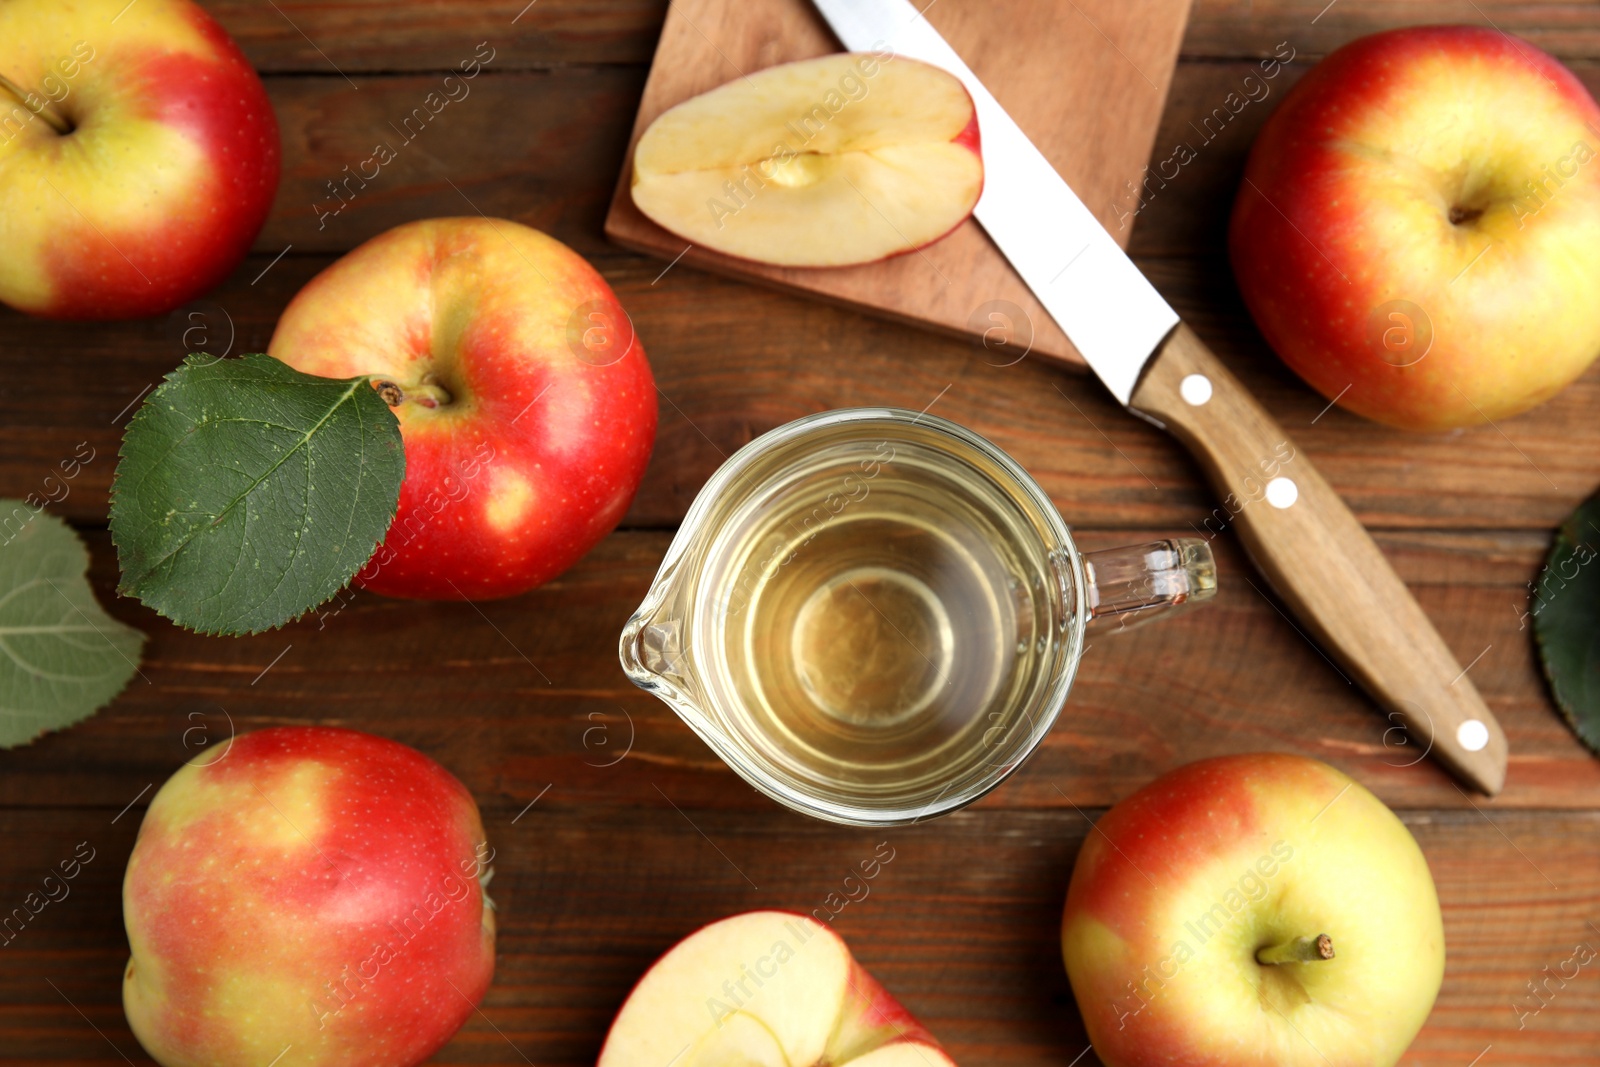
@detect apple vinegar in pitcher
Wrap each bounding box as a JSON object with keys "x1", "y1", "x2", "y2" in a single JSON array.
[
  {"x1": 691, "y1": 430, "x2": 1071, "y2": 801},
  {"x1": 624, "y1": 410, "x2": 1215, "y2": 823}
]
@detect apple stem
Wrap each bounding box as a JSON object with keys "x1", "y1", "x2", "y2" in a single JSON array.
[
  {"x1": 1256, "y1": 934, "x2": 1335, "y2": 965},
  {"x1": 370, "y1": 378, "x2": 452, "y2": 409},
  {"x1": 0, "y1": 71, "x2": 72, "y2": 135}
]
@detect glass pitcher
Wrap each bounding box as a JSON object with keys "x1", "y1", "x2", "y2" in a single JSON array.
[{"x1": 620, "y1": 408, "x2": 1216, "y2": 826}]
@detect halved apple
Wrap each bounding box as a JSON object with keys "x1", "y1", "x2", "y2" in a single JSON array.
[
  {"x1": 631, "y1": 53, "x2": 983, "y2": 267},
  {"x1": 598, "y1": 911, "x2": 957, "y2": 1067}
]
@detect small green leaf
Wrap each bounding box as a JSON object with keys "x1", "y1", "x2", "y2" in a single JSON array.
[
  {"x1": 110, "y1": 354, "x2": 405, "y2": 635},
  {"x1": 1533, "y1": 490, "x2": 1600, "y2": 755},
  {"x1": 0, "y1": 504, "x2": 144, "y2": 747}
]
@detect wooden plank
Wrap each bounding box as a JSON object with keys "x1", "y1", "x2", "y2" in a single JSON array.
[
  {"x1": 262, "y1": 69, "x2": 647, "y2": 256},
  {"x1": 200, "y1": 0, "x2": 668, "y2": 71},
  {"x1": 0, "y1": 67, "x2": 1584, "y2": 531},
  {"x1": 0, "y1": 526, "x2": 1590, "y2": 812},
  {"x1": 0, "y1": 5, "x2": 1595, "y2": 1067},
  {"x1": 1125, "y1": 60, "x2": 1310, "y2": 259},
  {"x1": 0, "y1": 806, "x2": 1594, "y2": 1065},
  {"x1": 1183, "y1": 0, "x2": 1600, "y2": 60},
  {"x1": 603, "y1": 0, "x2": 1192, "y2": 368},
  {"x1": 1128, "y1": 59, "x2": 1600, "y2": 258},
  {"x1": 191, "y1": 0, "x2": 1600, "y2": 73},
  {"x1": 2, "y1": 251, "x2": 1596, "y2": 535},
  {"x1": 40, "y1": 61, "x2": 1574, "y2": 531},
  {"x1": 219, "y1": 31, "x2": 1600, "y2": 293}
]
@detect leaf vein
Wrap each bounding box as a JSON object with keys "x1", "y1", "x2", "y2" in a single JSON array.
[{"x1": 124, "y1": 377, "x2": 367, "y2": 586}]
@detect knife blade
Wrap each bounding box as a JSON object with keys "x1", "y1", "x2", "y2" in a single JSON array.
[{"x1": 812, "y1": 0, "x2": 1509, "y2": 794}]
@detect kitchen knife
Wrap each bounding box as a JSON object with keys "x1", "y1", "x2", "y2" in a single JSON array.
[{"x1": 812, "y1": 0, "x2": 1508, "y2": 794}]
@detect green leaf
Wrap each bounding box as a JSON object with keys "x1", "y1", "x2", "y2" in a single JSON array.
[
  {"x1": 0, "y1": 504, "x2": 144, "y2": 747},
  {"x1": 1533, "y1": 490, "x2": 1600, "y2": 755},
  {"x1": 110, "y1": 354, "x2": 405, "y2": 635}
]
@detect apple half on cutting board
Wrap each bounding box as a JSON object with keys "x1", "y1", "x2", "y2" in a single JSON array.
[
  {"x1": 598, "y1": 911, "x2": 956, "y2": 1067},
  {"x1": 630, "y1": 54, "x2": 983, "y2": 267}
]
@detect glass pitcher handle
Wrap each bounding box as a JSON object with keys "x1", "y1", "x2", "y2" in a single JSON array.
[{"x1": 1083, "y1": 538, "x2": 1217, "y2": 629}]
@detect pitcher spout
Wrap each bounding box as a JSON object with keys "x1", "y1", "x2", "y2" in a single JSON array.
[
  {"x1": 618, "y1": 560, "x2": 715, "y2": 737},
  {"x1": 619, "y1": 609, "x2": 690, "y2": 688}
]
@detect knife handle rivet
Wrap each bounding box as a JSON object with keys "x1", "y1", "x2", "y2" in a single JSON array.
[
  {"x1": 1266, "y1": 477, "x2": 1298, "y2": 509},
  {"x1": 1457, "y1": 719, "x2": 1490, "y2": 752},
  {"x1": 1179, "y1": 373, "x2": 1213, "y2": 406}
]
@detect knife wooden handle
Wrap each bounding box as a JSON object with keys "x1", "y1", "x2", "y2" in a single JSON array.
[{"x1": 1130, "y1": 324, "x2": 1509, "y2": 794}]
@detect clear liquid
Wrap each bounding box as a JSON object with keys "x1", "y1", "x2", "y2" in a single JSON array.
[{"x1": 692, "y1": 434, "x2": 1069, "y2": 808}]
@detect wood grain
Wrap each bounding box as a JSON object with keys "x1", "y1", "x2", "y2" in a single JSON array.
[
  {"x1": 1, "y1": 806, "x2": 1595, "y2": 1066},
  {"x1": 602, "y1": 0, "x2": 1192, "y2": 366},
  {"x1": 233, "y1": 55, "x2": 1600, "y2": 261},
  {"x1": 204, "y1": 0, "x2": 668, "y2": 71},
  {"x1": 1126, "y1": 58, "x2": 1600, "y2": 257},
  {"x1": 3, "y1": 252, "x2": 1596, "y2": 534},
  {"x1": 0, "y1": 528, "x2": 1590, "y2": 812},
  {"x1": 189, "y1": 1, "x2": 1600, "y2": 71},
  {"x1": 0, "y1": 3, "x2": 1595, "y2": 1066},
  {"x1": 1184, "y1": 0, "x2": 1600, "y2": 59},
  {"x1": 263, "y1": 69, "x2": 647, "y2": 256}
]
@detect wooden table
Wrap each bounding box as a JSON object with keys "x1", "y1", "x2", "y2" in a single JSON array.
[{"x1": 3, "y1": 2, "x2": 1598, "y2": 1064}]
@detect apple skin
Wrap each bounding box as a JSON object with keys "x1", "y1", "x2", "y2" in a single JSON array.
[
  {"x1": 598, "y1": 910, "x2": 954, "y2": 1067},
  {"x1": 1230, "y1": 26, "x2": 1600, "y2": 430},
  {"x1": 269, "y1": 217, "x2": 657, "y2": 601},
  {"x1": 1062, "y1": 753, "x2": 1444, "y2": 1067},
  {"x1": 0, "y1": 0, "x2": 279, "y2": 319},
  {"x1": 122, "y1": 726, "x2": 496, "y2": 1067}
]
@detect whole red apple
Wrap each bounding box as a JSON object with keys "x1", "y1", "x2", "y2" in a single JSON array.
[
  {"x1": 269, "y1": 217, "x2": 657, "y2": 600},
  {"x1": 599, "y1": 910, "x2": 954, "y2": 1067},
  {"x1": 0, "y1": 0, "x2": 279, "y2": 319},
  {"x1": 122, "y1": 726, "x2": 495, "y2": 1067},
  {"x1": 1230, "y1": 26, "x2": 1600, "y2": 430},
  {"x1": 1062, "y1": 753, "x2": 1444, "y2": 1067}
]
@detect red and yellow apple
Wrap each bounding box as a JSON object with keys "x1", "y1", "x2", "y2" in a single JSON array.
[
  {"x1": 1230, "y1": 26, "x2": 1600, "y2": 430},
  {"x1": 123, "y1": 726, "x2": 495, "y2": 1067},
  {"x1": 631, "y1": 53, "x2": 982, "y2": 267},
  {"x1": 269, "y1": 217, "x2": 657, "y2": 600},
  {"x1": 0, "y1": 0, "x2": 279, "y2": 319},
  {"x1": 1062, "y1": 753, "x2": 1444, "y2": 1067},
  {"x1": 598, "y1": 910, "x2": 954, "y2": 1067}
]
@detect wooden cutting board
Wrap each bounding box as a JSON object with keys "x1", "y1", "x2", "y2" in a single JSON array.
[{"x1": 604, "y1": 0, "x2": 1193, "y2": 369}]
